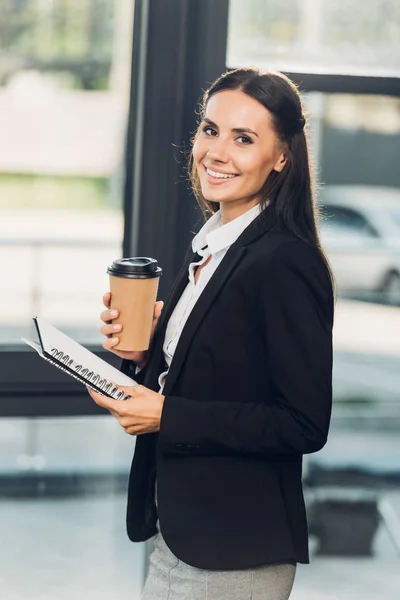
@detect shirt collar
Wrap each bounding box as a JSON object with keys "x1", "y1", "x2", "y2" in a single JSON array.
[{"x1": 192, "y1": 203, "x2": 262, "y2": 255}]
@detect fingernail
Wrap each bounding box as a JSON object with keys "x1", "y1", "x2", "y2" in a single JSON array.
[
  {"x1": 110, "y1": 310, "x2": 118, "y2": 317},
  {"x1": 111, "y1": 337, "x2": 119, "y2": 344},
  {"x1": 113, "y1": 324, "x2": 121, "y2": 331}
]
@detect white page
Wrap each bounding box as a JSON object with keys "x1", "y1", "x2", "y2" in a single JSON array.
[
  {"x1": 32, "y1": 318, "x2": 138, "y2": 388},
  {"x1": 22, "y1": 336, "x2": 133, "y2": 401},
  {"x1": 23, "y1": 338, "x2": 44, "y2": 355}
]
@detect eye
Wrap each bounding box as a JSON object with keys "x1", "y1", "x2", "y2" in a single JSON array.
[
  {"x1": 202, "y1": 126, "x2": 217, "y2": 136},
  {"x1": 236, "y1": 135, "x2": 253, "y2": 145}
]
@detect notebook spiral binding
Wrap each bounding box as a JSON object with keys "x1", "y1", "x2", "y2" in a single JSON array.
[{"x1": 48, "y1": 347, "x2": 129, "y2": 401}]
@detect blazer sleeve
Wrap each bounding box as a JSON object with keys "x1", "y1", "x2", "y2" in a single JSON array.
[{"x1": 158, "y1": 239, "x2": 334, "y2": 457}]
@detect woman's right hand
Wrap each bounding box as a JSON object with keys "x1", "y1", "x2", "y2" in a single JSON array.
[{"x1": 100, "y1": 292, "x2": 164, "y2": 369}]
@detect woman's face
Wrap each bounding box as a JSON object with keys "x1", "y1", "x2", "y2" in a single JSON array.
[{"x1": 192, "y1": 89, "x2": 286, "y2": 214}]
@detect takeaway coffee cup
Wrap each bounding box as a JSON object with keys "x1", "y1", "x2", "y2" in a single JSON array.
[{"x1": 107, "y1": 257, "x2": 162, "y2": 351}]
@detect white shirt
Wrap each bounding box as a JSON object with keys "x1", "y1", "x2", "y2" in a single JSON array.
[{"x1": 157, "y1": 203, "x2": 262, "y2": 393}]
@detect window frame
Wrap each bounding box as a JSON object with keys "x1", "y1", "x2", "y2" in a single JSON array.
[{"x1": 1, "y1": 0, "x2": 399, "y2": 417}]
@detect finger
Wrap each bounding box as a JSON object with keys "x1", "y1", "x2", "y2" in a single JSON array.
[
  {"x1": 124, "y1": 426, "x2": 139, "y2": 436},
  {"x1": 100, "y1": 308, "x2": 119, "y2": 324},
  {"x1": 86, "y1": 386, "x2": 120, "y2": 411},
  {"x1": 102, "y1": 336, "x2": 121, "y2": 351},
  {"x1": 87, "y1": 387, "x2": 123, "y2": 418},
  {"x1": 103, "y1": 292, "x2": 111, "y2": 308},
  {"x1": 107, "y1": 407, "x2": 121, "y2": 419},
  {"x1": 100, "y1": 323, "x2": 122, "y2": 337},
  {"x1": 112, "y1": 383, "x2": 140, "y2": 397},
  {"x1": 154, "y1": 301, "x2": 164, "y2": 320},
  {"x1": 87, "y1": 386, "x2": 105, "y2": 405}
]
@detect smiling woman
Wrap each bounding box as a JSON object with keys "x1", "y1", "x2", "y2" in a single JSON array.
[
  {"x1": 188, "y1": 69, "x2": 331, "y2": 265},
  {"x1": 192, "y1": 90, "x2": 287, "y2": 223},
  {"x1": 95, "y1": 67, "x2": 335, "y2": 600}
]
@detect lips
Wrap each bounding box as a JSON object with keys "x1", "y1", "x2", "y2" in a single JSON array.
[{"x1": 204, "y1": 165, "x2": 239, "y2": 184}]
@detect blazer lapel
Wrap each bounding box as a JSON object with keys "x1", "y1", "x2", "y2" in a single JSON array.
[
  {"x1": 161, "y1": 245, "x2": 247, "y2": 396},
  {"x1": 155, "y1": 257, "x2": 193, "y2": 336},
  {"x1": 144, "y1": 248, "x2": 199, "y2": 388},
  {"x1": 146, "y1": 203, "x2": 277, "y2": 392}
]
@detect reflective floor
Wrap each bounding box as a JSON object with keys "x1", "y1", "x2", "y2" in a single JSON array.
[
  {"x1": 0, "y1": 492, "x2": 399, "y2": 600},
  {"x1": 0, "y1": 495, "x2": 145, "y2": 600},
  {"x1": 0, "y1": 412, "x2": 399, "y2": 600}
]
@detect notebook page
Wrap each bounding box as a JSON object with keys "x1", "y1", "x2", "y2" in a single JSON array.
[
  {"x1": 22, "y1": 337, "x2": 132, "y2": 400},
  {"x1": 35, "y1": 318, "x2": 137, "y2": 388}
]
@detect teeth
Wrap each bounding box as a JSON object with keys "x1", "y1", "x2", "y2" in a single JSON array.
[{"x1": 207, "y1": 168, "x2": 236, "y2": 179}]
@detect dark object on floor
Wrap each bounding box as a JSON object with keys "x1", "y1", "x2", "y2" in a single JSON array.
[{"x1": 308, "y1": 487, "x2": 380, "y2": 556}]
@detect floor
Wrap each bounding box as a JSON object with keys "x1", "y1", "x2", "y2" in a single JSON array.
[{"x1": 0, "y1": 493, "x2": 399, "y2": 600}]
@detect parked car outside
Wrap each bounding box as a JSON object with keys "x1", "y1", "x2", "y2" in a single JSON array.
[{"x1": 318, "y1": 185, "x2": 400, "y2": 304}]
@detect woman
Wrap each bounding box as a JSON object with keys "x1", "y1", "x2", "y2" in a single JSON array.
[{"x1": 88, "y1": 67, "x2": 334, "y2": 600}]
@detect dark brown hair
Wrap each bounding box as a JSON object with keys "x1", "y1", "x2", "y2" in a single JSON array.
[{"x1": 188, "y1": 67, "x2": 335, "y2": 291}]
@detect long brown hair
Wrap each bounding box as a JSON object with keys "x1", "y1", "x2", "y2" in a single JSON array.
[{"x1": 188, "y1": 67, "x2": 335, "y2": 292}]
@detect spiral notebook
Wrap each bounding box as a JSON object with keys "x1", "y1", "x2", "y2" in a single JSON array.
[{"x1": 22, "y1": 318, "x2": 137, "y2": 401}]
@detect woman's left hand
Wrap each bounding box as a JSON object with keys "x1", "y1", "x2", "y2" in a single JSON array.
[{"x1": 87, "y1": 385, "x2": 165, "y2": 435}]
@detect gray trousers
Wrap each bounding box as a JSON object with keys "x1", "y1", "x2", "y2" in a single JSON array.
[{"x1": 141, "y1": 528, "x2": 296, "y2": 600}]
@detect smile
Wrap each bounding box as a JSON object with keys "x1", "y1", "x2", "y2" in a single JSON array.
[{"x1": 204, "y1": 166, "x2": 238, "y2": 182}]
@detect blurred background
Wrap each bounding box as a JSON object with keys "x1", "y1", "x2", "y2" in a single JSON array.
[{"x1": 0, "y1": 1, "x2": 399, "y2": 598}]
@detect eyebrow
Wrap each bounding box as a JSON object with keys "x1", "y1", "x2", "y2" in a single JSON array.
[{"x1": 203, "y1": 117, "x2": 259, "y2": 138}]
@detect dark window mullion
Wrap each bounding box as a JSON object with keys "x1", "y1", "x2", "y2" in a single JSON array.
[{"x1": 281, "y1": 72, "x2": 400, "y2": 97}]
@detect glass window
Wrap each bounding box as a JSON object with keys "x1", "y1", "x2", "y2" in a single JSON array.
[
  {"x1": 0, "y1": 415, "x2": 146, "y2": 599},
  {"x1": 301, "y1": 91, "x2": 400, "y2": 598},
  {"x1": 389, "y1": 208, "x2": 400, "y2": 229},
  {"x1": 320, "y1": 206, "x2": 380, "y2": 237},
  {"x1": 227, "y1": 0, "x2": 400, "y2": 76},
  {"x1": 228, "y1": 3, "x2": 400, "y2": 592},
  {"x1": 0, "y1": 0, "x2": 134, "y2": 345},
  {"x1": 0, "y1": 3, "x2": 148, "y2": 599}
]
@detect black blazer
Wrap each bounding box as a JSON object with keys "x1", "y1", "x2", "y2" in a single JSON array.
[{"x1": 121, "y1": 204, "x2": 334, "y2": 570}]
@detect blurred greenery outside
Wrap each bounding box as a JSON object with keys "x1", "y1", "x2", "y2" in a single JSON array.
[
  {"x1": 230, "y1": 2, "x2": 400, "y2": 46},
  {"x1": 0, "y1": 1, "x2": 130, "y2": 212},
  {"x1": 0, "y1": 174, "x2": 115, "y2": 211},
  {"x1": 227, "y1": 0, "x2": 400, "y2": 110},
  {"x1": 1, "y1": 0, "x2": 399, "y2": 214},
  {"x1": 0, "y1": 0, "x2": 114, "y2": 90}
]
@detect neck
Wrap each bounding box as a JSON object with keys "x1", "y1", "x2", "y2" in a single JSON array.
[{"x1": 220, "y1": 199, "x2": 260, "y2": 225}]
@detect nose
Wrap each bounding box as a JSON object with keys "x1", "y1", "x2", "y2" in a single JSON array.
[{"x1": 206, "y1": 136, "x2": 229, "y2": 163}]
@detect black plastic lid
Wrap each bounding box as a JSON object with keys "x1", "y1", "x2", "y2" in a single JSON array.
[{"x1": 107, "y1": 257, "x2": 162, "y2": 279}]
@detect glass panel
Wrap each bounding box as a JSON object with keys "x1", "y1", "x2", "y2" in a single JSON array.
[
  {"x1": 311, "y1": 93, "x2": 400, "y2": 304},
  {"x1": 0, "y1": 416, "x2": 146, "y2": 599},
  {"x1": 292, "y1": 91, "x2": 400, "y2": 599},
  {"x1": 227, "y1": 0, "x2": 400, "y2": 76},
  {"x1": 0, "y1": 0, "x2": 134, "y2": 345},
  {"x1": 320, "y1": 207, "x2": 380, "y2": 238},
  {"x1": 0, "y1": 3, "x2": 147, "y2": 599}
]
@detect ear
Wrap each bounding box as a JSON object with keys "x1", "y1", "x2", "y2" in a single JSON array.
[{"x1": 273, "y1": 150, "x2": 287, "y2": 173}]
